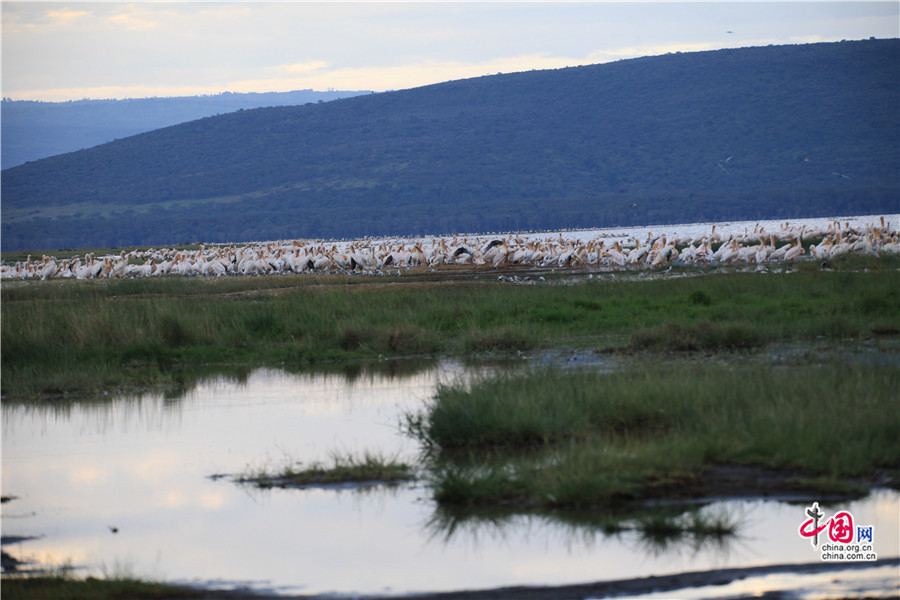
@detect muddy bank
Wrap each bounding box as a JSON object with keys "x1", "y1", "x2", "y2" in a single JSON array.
[
  {"x1": 151, "y1": 559, "x2": 899, "y2": 600},
  {"x1": 388, "y1": 559, "x2": 900, "y2": 600},
  {"x1": 638, "y1": 465, "x2": 900, "y2": 507}
]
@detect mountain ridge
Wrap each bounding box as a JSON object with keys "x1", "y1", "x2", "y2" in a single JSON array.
[
  {"x1": 1, "y1": 89, "x2": 373, "y2": 169},
  {"x1": 2, "y1": 39, "x2": 897, "y2": 251}
]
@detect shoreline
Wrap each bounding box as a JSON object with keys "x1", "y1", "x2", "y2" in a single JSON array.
[{"x1": 133, "y1": 558, "x2": 900, "y2": 599}]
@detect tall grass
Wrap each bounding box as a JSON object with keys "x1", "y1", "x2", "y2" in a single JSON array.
[
  {"x1": 2, "y1": 263, "x2": 898, "y2": 397},
  {"x1": 412, "y1": 362, "x2": 899, "y2": 509}
]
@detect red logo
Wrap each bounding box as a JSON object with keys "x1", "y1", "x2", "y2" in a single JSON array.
[
  {"x1": 798, "y1": 501, "x2": 877, "y2": 562},
  {"x1": 799, "y1": 502, "x2": 855, "y2": 547}
]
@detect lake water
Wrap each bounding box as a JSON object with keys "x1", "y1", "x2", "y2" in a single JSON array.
[{"x1": 2, "y1": 361, "x2": 898, "y2": 597}]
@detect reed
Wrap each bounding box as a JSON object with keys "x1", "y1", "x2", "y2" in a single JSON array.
[
  {"x1": 2, "y1": 262, "x2": 898, "y2": 397},
  {"x1": 414, "y1": 362, "x2": 899, "y2": 509}
]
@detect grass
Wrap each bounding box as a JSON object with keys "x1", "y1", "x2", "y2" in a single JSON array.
[
  {"x1": 237, "y1": 451, "x2": 413, "y2": 489},
  {"x1": 2, "y1": 255, "x2": 897, "y2": 580},
  {"x1": 630, "y1": 320, "x2": 765, "y2": 352},
  {"x1": 408, "y1": 362, "x2": 900, "y2": 510},
  {"x1": 2, "y1": 256, "x2": 898, "y2": 398},
  {"x1": 0, "y1": 575, "x2": 201, "y2": 600}
]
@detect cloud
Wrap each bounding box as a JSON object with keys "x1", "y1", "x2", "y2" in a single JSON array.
[
  {"x1": 8, "y1": 53, "x2": 594, "y2": 100},
  {"x1": 273, "y1": 61, "x2": 330, "y2": 75},
  {"x1": 44, "y1": 8, "x2": 91, "y2": 25},
  {"x1": 4, "y1": 2, "x2": 897, "y2": 102},
  {"x1": 107, "y1": 12, "x2": 159, "y2": 32},
  {"x1": 234, "y1": 53, "x2": 596, "y2": 94}
]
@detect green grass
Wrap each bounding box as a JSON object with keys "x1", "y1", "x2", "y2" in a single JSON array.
[
  {"x1": 2, "y1": 258, "x2": 898, "y2": 398},
  {"x1": 237, "y1": 451, "x2": 413, "y2": 489},
  {"x1": 409, "y1": 362, "x2": 900, "y2": 510},
  {"x1": 2, "y1": 256, "x2": 897, "y2": 553}
]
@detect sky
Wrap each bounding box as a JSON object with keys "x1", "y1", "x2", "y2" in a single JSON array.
[{"x1": 2, "y1": 1, "x2": 898, "y2": 102}]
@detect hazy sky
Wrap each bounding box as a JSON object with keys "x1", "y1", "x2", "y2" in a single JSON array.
[{"x1": 3, "y1": 2, "x2": 898, "y2": 101}]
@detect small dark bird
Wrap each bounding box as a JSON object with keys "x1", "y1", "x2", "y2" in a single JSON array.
[
  {"x1": 726, "y1": 30, "x2": 734, "y2": 34},
  {"x1": 108, "y1": 526, "x2": 119, "y2": 534}
]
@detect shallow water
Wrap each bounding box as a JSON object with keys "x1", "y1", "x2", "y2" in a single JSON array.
[
  {"x1": 2, "y1": 362, "x2": 898, "y2": 596},
  {"x1": 612, "y1": 562, "x2": 900, "y2": 600}
]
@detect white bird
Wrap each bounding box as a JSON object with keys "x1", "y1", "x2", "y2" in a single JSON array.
[{"x1": 786, "y1": 240, "x2": 805, "y2": 261}]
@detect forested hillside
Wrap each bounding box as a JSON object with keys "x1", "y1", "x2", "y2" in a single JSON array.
[
  {"x1": 1, "y1": 89, "x2": 371, "y2": 169},
  {"x1": 2, "y1": 39, "x2": 897, "y2": 251}
]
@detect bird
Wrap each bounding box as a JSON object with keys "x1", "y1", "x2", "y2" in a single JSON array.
[
  {"x1": 10, "y1": 216, "x2": 897, "y2": 282},
  {"x1": 784, "y1": 239, "x2": 806, "y2": 261}
]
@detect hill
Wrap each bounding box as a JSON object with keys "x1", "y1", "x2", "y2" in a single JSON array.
[
  {"x1": 2, "y1": 39, "x2": 897, "y2": 252},
  {"x1": 0, "y1": 89, "x2": 372, "y2": 169}
]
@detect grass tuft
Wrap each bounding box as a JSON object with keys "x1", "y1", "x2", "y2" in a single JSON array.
[{"x1": 238, "y1": 451, "x2": 413, "y2": 489}]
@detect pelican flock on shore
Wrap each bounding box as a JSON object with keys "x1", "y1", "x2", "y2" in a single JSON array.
[{"x1": 3, "y1": 216, "x2": 897, "y2": 281}]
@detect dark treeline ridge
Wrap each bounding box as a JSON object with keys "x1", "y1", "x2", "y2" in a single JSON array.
[
  {"x1": 0, "y1": 89, "x2": 372, "y2": 169},
  {"x1": 2, "y1": 39, "x2": 897, "y2": 252}
]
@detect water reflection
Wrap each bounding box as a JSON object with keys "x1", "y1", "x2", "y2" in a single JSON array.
[
  {"x1": 2, "y1": 364, "x2": 898, "y2": 596},
  {"x1": 2, "y1": 358, "x2": 444, "y2": 440},
  {"x1": 425, "y1": 500, "x2": 741, "y2": 558}
]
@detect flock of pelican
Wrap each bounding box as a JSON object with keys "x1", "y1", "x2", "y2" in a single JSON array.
[{"x1": 2, "y1": 216, "x2": 897, "y2": 281}]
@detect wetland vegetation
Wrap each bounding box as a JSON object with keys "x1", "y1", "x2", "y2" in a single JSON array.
[
  {"x1": 407, "y1": 363, "x2": 899, "y2": 510},
  {"x1": 2, "y1": 255, "x2": 898, "y2": 399},
  {"x1": 237, "y1": 451, "x2": 414, "y2": 489},
  {"x1": 6, "y1": 257, "x2": 896, "y2": 504},
  {"x1": 2, "y1": 256, "x2": 898, "y2": 597}
]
